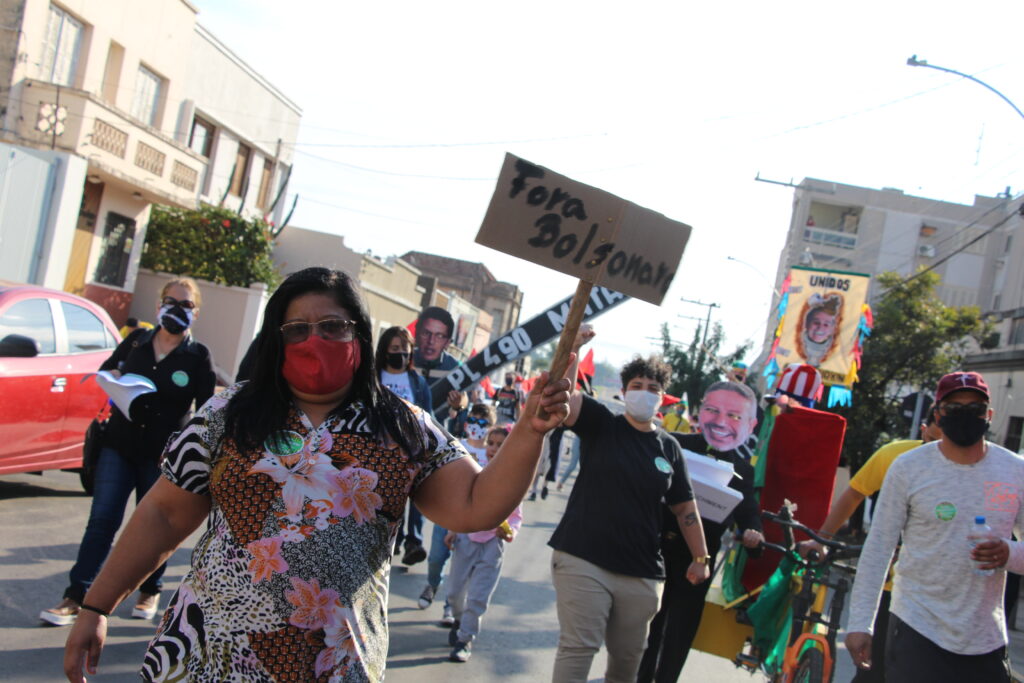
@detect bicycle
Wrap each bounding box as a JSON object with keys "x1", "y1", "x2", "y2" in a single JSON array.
[{"x1": 731, "y1": 503, "x2": 861, "y2": 683}]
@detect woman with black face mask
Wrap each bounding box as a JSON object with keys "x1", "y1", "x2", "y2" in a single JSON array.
[
  {"x1": 376, "y1": 326, "x2": 433, "y2": 564},
  {"x1": 376, "y1": 326, "x2": 432, "y2": 413},
  {"x1": 41, "y1": 277, "x2": 216, "y2": 628}
]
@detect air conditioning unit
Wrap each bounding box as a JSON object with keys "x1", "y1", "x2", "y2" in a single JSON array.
[{"x1": 917, "y1": 244, "x2": 936, "y2": 258}]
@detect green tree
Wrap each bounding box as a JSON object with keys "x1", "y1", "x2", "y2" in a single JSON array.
[
  {"x1": 528, "y1": 341, "x2": 556, "y2": 371},
  {"x1": 141, "y1": 204, "x2": 280, "y2": 288},
  {"x1": 661, "y1": 322, "x2": 751, "y2": 405},
  {"x1": 835, "y1": 270, "x2": 987, "y2": 471}
]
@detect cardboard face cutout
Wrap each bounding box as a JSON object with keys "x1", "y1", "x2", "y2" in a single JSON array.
[{"x1": 698, "y1": 389, "x2": 757, "y2": 452}]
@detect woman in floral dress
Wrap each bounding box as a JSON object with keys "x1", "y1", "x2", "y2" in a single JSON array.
[{"x1": 62, "y1": 267, "x2": 571, "y2": 683}]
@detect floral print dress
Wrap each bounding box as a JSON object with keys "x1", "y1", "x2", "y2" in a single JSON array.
[{"x1": 141, "y1": 384, "x2": 467, "y2": 682}]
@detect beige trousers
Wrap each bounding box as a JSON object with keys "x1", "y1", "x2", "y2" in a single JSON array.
[{"x1": 550, "y1": 549, "x2": 664, "y2": 683}]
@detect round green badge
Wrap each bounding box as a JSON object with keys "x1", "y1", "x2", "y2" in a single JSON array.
[
  {"x1": 265, "y1": 430, "x2": 305, "y2": 457},
  {"x1": 171, "y1": 370, "x2": 189, "y2": 387},
  {"x1": 935, "y1": 501, "x2": 957, "y2": 521},
  {"x1": 654, "y1": 457, "x2": 673, "y2": 474}
]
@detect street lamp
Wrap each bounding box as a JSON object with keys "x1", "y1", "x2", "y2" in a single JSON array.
[{"x1": 907, "y1": 55, "x2": 1024, "y2": 124}]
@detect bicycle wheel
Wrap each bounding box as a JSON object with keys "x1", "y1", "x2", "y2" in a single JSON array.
[{"x1": 792, "y1": 647, "x2": 825, "y2": 683}]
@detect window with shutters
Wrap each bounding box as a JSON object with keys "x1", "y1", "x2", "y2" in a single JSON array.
[
  {"x1": 229, "y1": 142, "x2": 252, "y2": 197},
  {"x1": 39, "y1": 5, "x2": 84, "y2": 86},
  {"x1": 130, "y1": 64, "x2": 163, "y2": 127}
]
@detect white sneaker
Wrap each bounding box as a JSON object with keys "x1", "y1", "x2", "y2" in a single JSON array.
[
  {"x1": 418, "y1": 585, "x2": 435, "y2": 609},
  {"x1": 440, "y1": 603, "x2": 455, "y2": 627},
  {"x1": 132, "y1": 593, "x2": 159, "y2": 620},
  {"x1": 40, "y1": 598, "x2": 80, "y2": 626}
]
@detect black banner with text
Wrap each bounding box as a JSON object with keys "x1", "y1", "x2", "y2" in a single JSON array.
[{"x1": 429, "y1": 286, "x2": 629, "y2": 411}]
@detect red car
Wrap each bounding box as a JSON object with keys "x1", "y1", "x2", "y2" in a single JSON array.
[{"x1": 0, "y1": 282, "x2": 121, "y2": 489}]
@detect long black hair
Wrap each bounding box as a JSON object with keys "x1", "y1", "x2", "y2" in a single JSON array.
[{"x1": 224, "y1": 267, "x2": 427, "y2": 460}]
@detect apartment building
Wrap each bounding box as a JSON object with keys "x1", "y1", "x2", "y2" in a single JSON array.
[
  {"x1": 769, "y1": 178, "x2": 1009, "y2": 310},
  {"x1": 0, "y1": 0, "x2": 299, "y2": 322},
  {"x1": 765, "y1": 176, "x2": 1024, "y2": 450}
]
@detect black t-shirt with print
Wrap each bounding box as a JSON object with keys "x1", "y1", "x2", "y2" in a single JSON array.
[{"x1": 549, "y1": 394, "x2": 694, "y2": 579}]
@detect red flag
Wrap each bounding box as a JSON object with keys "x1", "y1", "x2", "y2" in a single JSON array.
[
  {"x1": 661, "y1": 393, "x2": 680, "y2": 407},
  {"x1": 480, "y1": 376, "x2": 495, "y2": 398},
  {"x1": 577, "y1": 349, "x2": 595, "y2": 379},
  {"x1": 406, "y1": 319, "x2": 417, "y2": 334},
  {"x1": 521, "y1": 376, "x2": 536, "y2": 393}
]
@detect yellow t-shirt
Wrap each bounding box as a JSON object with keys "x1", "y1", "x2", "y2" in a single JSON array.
[
  {"x1": 662, "y1": 413, "x2": 691, "y2": 433},
  {"x1": 849, "y1": 439, "x2": 923, "y2": 497},
  {"x1": 850, "y1": 438, "x2": 923, "y2": 591}
]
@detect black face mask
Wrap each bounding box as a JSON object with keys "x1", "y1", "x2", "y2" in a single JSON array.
[
  {"x1": 386, "y1": 352, "x2": 409, "y2": 369},
  {"x1": 160, "y1": 305, "x2": 191, "y2": 335},
  {"x1": 939, "y1": 413, "x2": 989, "y2": 447}
]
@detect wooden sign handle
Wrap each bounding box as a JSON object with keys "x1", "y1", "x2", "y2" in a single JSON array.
[{"x1": 537, "y1": 280, "x2": 594, "y2": 419}]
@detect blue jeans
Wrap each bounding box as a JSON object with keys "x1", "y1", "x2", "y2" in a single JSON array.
[
  {"x1": 395, "y1": 501, "x2": 425, "y2": 550},
  {"x1": 558, "y1": 434, "x2": 581, "y2": 486},
  {"x1": 427, "y1": 522, "x2": 452, "y2": 590},
  {"x1": 64, "y1": 447, "x2": 167, "y2": 602}
]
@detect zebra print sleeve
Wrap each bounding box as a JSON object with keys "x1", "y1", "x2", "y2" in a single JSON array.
[
  {"x1": 408, "y1": 402, "x2": 471, "y2": 492},
  {"x1": 159, "y1": 385, "x2": 236, "y2": 495}
]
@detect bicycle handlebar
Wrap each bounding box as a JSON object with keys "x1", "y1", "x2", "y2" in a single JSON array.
[{"x1": 758, "y1": 508, "x2": 863, "y2": 561}]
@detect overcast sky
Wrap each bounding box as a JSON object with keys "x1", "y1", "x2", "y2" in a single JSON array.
[{"x1": 196, "y1": 0, "x2": 1024, "y2": 370}]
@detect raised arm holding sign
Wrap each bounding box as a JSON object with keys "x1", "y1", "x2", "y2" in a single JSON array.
[
  {"x1": 475, "y1": 153, "x2": 691, "y2": 417},
  {"x1": 474, "y1": 153, "x2": 696, "y2": 681}
]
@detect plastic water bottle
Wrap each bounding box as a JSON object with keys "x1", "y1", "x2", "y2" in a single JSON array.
[{"x1": 968, "y1": 516, "x2": 995, "y2": 576}]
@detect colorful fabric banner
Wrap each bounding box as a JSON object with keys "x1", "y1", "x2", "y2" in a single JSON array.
[{"x1": 769, "y1": 267, "x2": 870, "y2": 387}]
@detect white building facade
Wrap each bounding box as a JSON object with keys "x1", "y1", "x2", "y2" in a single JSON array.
[{"x1": 0, "y1": 0, "x2": 300, "y2": 323}]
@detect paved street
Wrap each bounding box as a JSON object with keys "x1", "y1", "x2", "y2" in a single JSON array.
[{"x1": 1, "y1": 468, "x2": 858, "y2": 682}]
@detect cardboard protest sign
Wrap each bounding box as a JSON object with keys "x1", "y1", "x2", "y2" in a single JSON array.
[
  {"x1": 772, "y1": 267, "x2": 871, "y2": 386},
  {"x1": 476, "y1": 153, "x2": 691, "y2": 306},
  {"x1": 429, "y1": 285, "x2": 629, "y2": 411}
]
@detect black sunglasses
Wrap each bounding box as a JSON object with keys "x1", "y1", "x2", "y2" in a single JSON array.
[
  {"x1": 467, "y1": 416, "x2": 490, "y2": 427},
  {"x1": 161, "y1": 296, "x2": 196, "y2": 310},
  {"x1": 938, "y1": 402, "x2": 988, "y2": 418}
]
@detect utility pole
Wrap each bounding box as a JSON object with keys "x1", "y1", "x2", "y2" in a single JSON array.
[{"x1": 680, "y1": 298, "x2": 720, "y2": 346}]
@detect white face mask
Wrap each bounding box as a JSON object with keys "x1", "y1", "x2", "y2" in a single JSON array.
[
  {"x1": 465, "y1": 423, "x2": 489, "y2": 441},
  {"x1": 624, "y1": 390, "x2": 661, "y2": 422}
]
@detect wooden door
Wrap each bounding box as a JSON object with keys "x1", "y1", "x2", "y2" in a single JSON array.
[{"x1": 63, "y1": 181, "x2": 103, "y2": 294}]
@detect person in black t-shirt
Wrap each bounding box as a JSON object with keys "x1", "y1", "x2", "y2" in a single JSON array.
[
  {"x1": 549, "y1": 329, "x2": 710, "y2": 683},
  {"x1": 636, "y1": 381, "x2": 764, "y2": 683},
  {"x1": 493, "y1": 372, "x2": 521, "y2": 425}
]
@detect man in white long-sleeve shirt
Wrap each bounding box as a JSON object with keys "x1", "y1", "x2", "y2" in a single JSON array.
[{"x1": 845, "y1": 371, "x2": 1024, "y2": 681}]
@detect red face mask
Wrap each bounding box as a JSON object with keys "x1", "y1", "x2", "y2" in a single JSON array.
[{"x1": 281, "y1": 335, "x2": 361, "y2": 396}]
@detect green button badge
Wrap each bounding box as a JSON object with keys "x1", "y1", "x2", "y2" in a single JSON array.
[
  {"x1": 654, "y1": 457, "x2": 672, "y2": 474},
  {"x1": 934, "y1": 501, "x2": 957, "y2": 521},
  {"x1": 171, "y1": 370, "x2": 189, "y2": 387}
]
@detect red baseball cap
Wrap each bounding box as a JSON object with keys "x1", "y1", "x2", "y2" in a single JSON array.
[{"x1": 935, "y1": 371, "x2": 990, "y2": 404}]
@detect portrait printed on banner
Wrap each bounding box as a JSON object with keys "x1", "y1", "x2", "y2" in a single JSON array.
[{"x1": 795, "y1": 292, "x2": 843, "y2": 368}]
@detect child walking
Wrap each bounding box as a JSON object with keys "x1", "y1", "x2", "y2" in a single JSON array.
[
  {"x1": 419, "y1": 403, "x2": 496, "y2": 625},
  {"x1": 445, "y1": 425, "x2": 522, "y2": 662}
]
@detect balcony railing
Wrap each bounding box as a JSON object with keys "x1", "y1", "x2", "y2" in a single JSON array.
[
  {"x1": 803, "y1": 227, "x2": 857, "y2": 250},
  {"x1": 91, "y1": 119, "x2": 128, "y2": 158},
  {"x1": 14, "y1": 79, "x2": 206, "y2": 206}
]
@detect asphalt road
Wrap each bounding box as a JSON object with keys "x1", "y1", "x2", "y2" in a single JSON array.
[{"x1": 0, "y1": 467, "x2": 858, "y2": 682}]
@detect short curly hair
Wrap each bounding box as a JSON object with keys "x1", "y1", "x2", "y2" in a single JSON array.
[{"x1": 620, "y1": 354, "x2": 672, "y2": 389}]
